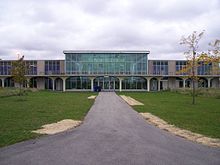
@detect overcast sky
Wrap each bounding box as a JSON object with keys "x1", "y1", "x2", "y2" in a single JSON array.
[{"x1": 0, "y1": 0, "x2": 219, "y2": 60}]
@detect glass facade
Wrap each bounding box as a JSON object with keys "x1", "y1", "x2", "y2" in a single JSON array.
[
  {"x1": 25, "y1": 61, "x2": 37, "y2": 75},
  {"x1": 0, "y1": 61, "x2": 37, "y2": 75},
  {"x1": 0, "y1": 61, "x2": 12, "y2": 75},
  {"x1": 176, "y1": 61, "x2": 187, "y2": 75},
  {"x1": 45, "y1": 60, "x2": 61, "y2": 75},
  {"x1": 29, "y1": 77, "x2": 37, "y2": 88},
  {"x1": 197, "y1": 62, "x2": 212, "y2": 75},
  {"x1": 45, "y1": 77, "x2": 53, "y2": 89},
  {"x1": 94, "y1": 76, "x2": 119, "y2": 90},
  {"x1": 122, "y1": 77, "x2": 147, "y2": 90},
  {"x1": 4, "y1": 77, "x2": 14, "y2": 87},
  {"x1": 65, "y1": 53, "x2": 148, "y2": 75},
  {"x1": 152, "y1": 61, "x2": 168, "y2": 75},
  {"x1": 66, "y1": 76, "x2": 91, "y2": 90}
]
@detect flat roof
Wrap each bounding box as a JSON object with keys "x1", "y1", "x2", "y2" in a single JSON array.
[{"x1": 63, "y1": 50, "x2": 150, "y2": 54}]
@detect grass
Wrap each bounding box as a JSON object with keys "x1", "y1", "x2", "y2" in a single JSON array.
[
  {"x1": 119, "y1": 91, "x2": 220, "y2": 139},
  {"x1": 173, "y1": 88, "x2": 220, "y2": 99},
  {"x1": 0, "y1": 90, "x2": 96, "y2": 147}
]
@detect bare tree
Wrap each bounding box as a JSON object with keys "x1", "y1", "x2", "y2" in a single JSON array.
[{"x1": 180, "y1": 31, "x2": 204, "y2": 104}]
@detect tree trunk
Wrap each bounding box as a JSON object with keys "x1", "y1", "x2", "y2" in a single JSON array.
[
  {"x1": 192, "y1": 50, "x2": 196, "y2": 104},
  {"x1": 19, "y1": 83, "x2": 22, "y2": 96}
]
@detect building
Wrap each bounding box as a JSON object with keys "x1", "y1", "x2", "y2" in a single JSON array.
[{"x1": 0, "y1": 50, "x2": 219, "y2": 91}]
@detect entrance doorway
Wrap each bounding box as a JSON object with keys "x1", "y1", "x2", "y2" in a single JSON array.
[{"x1": 94, "y1": 76, "x2": 119, "y2": 91}]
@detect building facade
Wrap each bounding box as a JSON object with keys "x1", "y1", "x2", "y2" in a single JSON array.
[{"x1": 0, "y1": 50, "x2": 219, "y2": 91}]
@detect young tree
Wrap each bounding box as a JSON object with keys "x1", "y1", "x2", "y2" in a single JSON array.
[
  {"x1": 180, "y1": 31, "x2": 204, "y2": 104},
  {"x1": 11, "y1": 55, "x2": 26, "y2": 96}
]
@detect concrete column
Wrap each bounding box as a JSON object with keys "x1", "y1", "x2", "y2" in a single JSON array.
[
  {"x1": 26, "y1": 78, "x2": 30, "y2": 88},
  {"x1": 207, "y1": 78, "x2": 212, "y2": 88},
  {"x1": 1, "y1": 78, "x2": 4, "y2": 88},
  {"x1": 51, "y1": 77, "x2": 55, "y2": 91},
  {"x1": 157, "y1": 77, "x2": 162, "y2": 91},
  {"x1": 89, "y1": 77, "x2": 95, "y2": 92},
  {"x1": 119, "y1": 77, "x2": 124, "y2": 92},
  {"x1": 146, "y1": 77, "x2": 151, "y2": 92},
  {"x1": 183, "y1": 78, "x2": 186, "y2": 88},
  {"x1": 119, "y1": 79, "x2": 122, "y2": 92},
  {"x1": 62, "y1": 77, "x2": 67, "y2": 92},
  {"x1": 158, "y1": 80, "x2": 160, "y2": 91}
]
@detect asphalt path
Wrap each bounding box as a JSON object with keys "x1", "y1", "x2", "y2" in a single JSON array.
[{"x1": 0, "y1": 92, "x2": 220, "y2": 165}]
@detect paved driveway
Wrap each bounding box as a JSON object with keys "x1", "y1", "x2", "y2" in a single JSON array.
[{"x1": 0, "y1": 92, "x2": 220, "y2": 165}]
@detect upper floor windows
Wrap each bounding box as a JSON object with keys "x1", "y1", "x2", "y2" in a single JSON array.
[
  {"x1": 25, "y1": 61, "x2": 37, "y2": 75},
  {"x1": 152, "y1": 61, "x2": 168, "y2": 75},
  {"x1": 45, "y1": 61, "x2": 60, "y2": 75},
  {"x1": 0, "y1": 61, "x2": 12, "y2": 75},
  {"x1": 197, "y1": 62, "x2": 212, "y2": 75},
  {"x1": 176, "y1": 61, "x2": 187, "y2": 75}
]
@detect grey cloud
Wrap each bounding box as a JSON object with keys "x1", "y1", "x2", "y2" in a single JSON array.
[{"x1": 0, "y1": 0, "x2": 219, "y2": 60}]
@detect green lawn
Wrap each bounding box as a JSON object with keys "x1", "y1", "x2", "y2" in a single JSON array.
[
  {"x1": 119, "y1": 91, "x2": 220, "y2": 139},
  {"x1": 0, "y1": 90, "x2": 95, "y2": 147}
]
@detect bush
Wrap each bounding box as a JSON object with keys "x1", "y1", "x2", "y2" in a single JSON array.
[
  {"x1": 0, "y1": 88, "x2": 29, "y2": 98},
  {"x1": 173, "y1": 88, "x2": 220, "y2": 98}
]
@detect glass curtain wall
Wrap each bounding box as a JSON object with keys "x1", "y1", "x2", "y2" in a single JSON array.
[
  {"x1": 66, "y1": 76, "x2": 91, "y2": 90},
  {"x1": 65, "y1": 53, "x2": 148, "y2": 75},
  {"x1": 122, "y1": 77, "x2": 147, "y2": 90},
  {"x1": 94, "y1": 76, "x2": 119, "y2": 90}
]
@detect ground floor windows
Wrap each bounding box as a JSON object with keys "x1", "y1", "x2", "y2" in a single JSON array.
[
  {"x1": 150, "y1": 78, "x2": 158, "y2": 91},
  {"x1": 198, "y1": 78, "x2": 208, "y2": 88},
  {"x1": 94, "y1": 76, "x2": 119, "y2": 90},
  {"x1": 45, "y1": 77, "x2": 53, "y2": 90},
  {"x1": 30, "y1": 77, "x2": 37, "y2": 88},
  {"x1": 122, "y1": 77, "x2": 147, "y2": 90},
  {"x1": 1, "y1": 76, "x2": 219, "y2": 91},
  {"x1": 66, "y1": 77, "x2": 91, "y2": 90},
  {"x1": 4, "y1": 77, "x2": 14, "y2": 87},
  {"x1": 55, "y1": 78, "x2": 63, "y2": 91}
]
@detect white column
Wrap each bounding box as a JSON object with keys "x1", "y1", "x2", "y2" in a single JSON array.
[
  {"x1": 119, "y1": 77, "x2": 123, "y2": 92},
  {"x1": 146, "y1": 77, "x2": 151, "y2": 92},
  {"x1": 90, "y1": 77, "x2": 94, "y2": 92},
  {"x1": 158, "y1": 80, "x2": 160, "y2": 91},
  {"x1": 183, "y1": 78, "x2": 186, "y2": 88},
  {"x1": 26, "y1": 78, "x2": 30, "y2": 88},
  {"x1": 1, "y1": 78, "x2": 5, "y2": 88},
  {"x1": 207, "y1": 78, "x2": 211, "y2": 88},
  {"x1": 62, "y1": 77, "x2": 66, "y2": 92},
  {"x1": 157, "y1": 78, "x2": 161, "y2": 91},
  {"x1": 51, "y1": 78, "x2": 55, "y2": 91}
]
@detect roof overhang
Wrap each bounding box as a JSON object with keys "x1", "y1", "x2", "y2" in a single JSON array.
[{"x1": 63, "y1": 50, "x2": 150, "y2": 54}]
